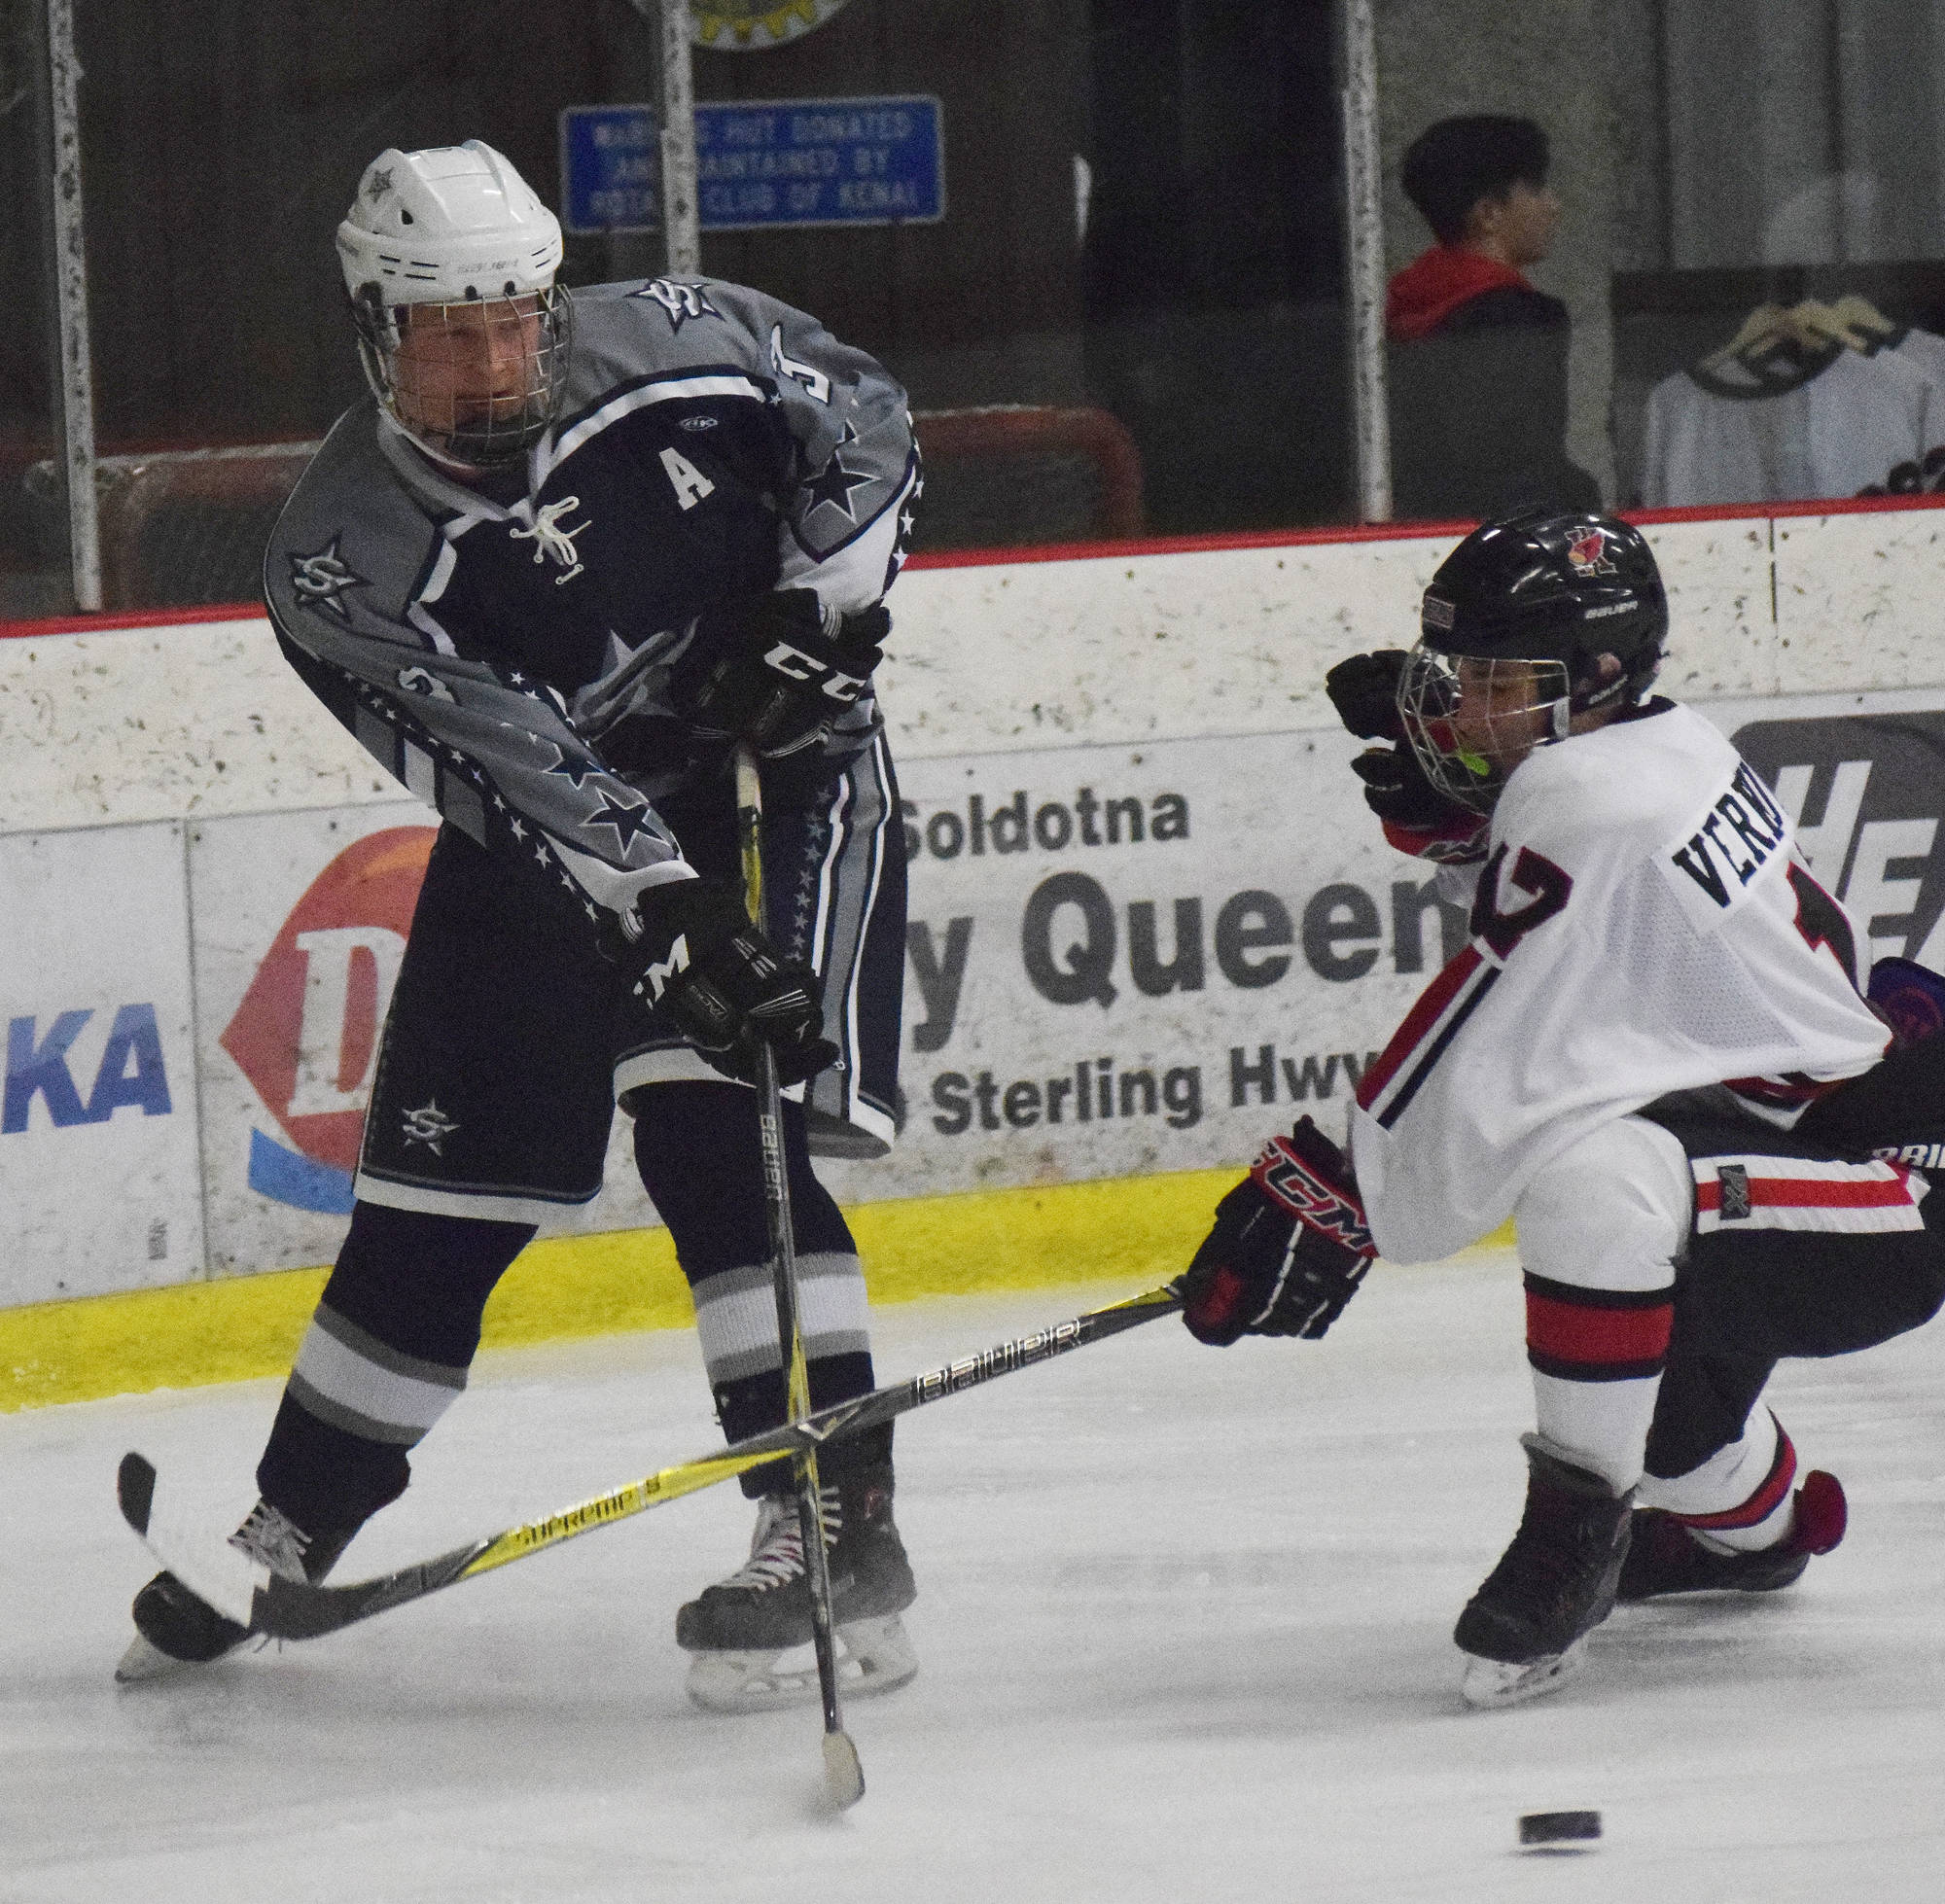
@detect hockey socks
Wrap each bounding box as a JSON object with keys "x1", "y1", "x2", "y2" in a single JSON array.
[
  {"x1": 256, "y1": 1202, "x2": 533, "y2": 1538},
  {"x1": 633, "y1": 1083, "x2": 885, "y2": 1493},
  {"x1": 1622, "y1": 1417, "x2": 1848, "y2": 1600},
  {"x1": 1522, "y1": 1271, "x2": 1674, "y2": 1494}
]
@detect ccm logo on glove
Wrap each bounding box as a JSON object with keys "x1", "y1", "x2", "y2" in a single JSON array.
[
  {"x1": 1181, "y1": 1115, "x2": 1376, "y2": 1346},
  {"x1": 627, "y1": 877, "x2": 836, "y2": 1087},
  {"x1": 759, "y1": 639, "x2": 871, "y2": 705},
  {"x1": 638, "y1": 932, "x2": 693, "y2": 1005},
  {"x1": 670, "y1": 588, "x2": 888, "y2": 760}
]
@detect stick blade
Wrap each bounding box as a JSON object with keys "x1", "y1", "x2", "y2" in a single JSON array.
[
  {"x1": 114, "y1": 1452, "x2": 264, "y2": 1628},
  {"x1": 822, "y1": 1729, "x2": 865, "y2": 1810},
  {"x1": 118, "y1": 1451, "x2": 157, "y2": 1536}
]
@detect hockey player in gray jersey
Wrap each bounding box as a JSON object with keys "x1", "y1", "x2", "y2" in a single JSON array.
[
  {"x1": 121, "y1": 141, "x2": 921, "y2": 1709},
  {"x1": 1171, "y1": 508, "x2": 1945, "y2": 1707}
]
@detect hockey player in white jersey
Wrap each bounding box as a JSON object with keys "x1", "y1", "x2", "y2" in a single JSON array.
[
  {"x1": 1176, "y1": 507, "x2": 1945, "y2": 1707},
  {"x1": 121, "y1": 142, "x2": 921, "y2": 1707}
]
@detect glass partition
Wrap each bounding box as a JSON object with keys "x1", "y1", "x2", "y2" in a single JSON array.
[
  {"x1": 1376, "y1": 0, "x2": 1945, "y2": 524},
  {"x1": 10, "y1": 0, "x2": 1945, "y2": 615}
]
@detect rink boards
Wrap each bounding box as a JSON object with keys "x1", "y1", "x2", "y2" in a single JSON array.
[{"x1": 5, "y1": 502, "x2": 1945, "y2": 1401}]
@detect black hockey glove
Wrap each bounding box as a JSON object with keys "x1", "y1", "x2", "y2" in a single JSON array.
[
  {"x1": 628, "y1": 877, "x2": 837, "y2": 1088},
  {"x1": 668, "y1": 588, "x2": 888, "y2": 760},
  {"x1": 1349, "y1": 742, "x2": 1455, "y2": 829},
  {"x1": 1181, "y1": 1117, "x2": 1377, "y2": 1346},
  {"x1": 1325, "y1": 649, "x2": 1410, "y2": 743},
  {"x1": 1327, "y1": 649, "x2": 1484, "y2": 856}
]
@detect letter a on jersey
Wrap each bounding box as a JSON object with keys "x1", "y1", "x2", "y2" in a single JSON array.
[{"x1": 659, "y1": 447, "x2": 716, "y2": 511}]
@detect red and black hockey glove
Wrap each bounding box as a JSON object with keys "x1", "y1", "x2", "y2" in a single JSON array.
[
  {"x1": 628, "y1": 877, "x2": 837, "y2": 1088},
  {"x1": 668, "y1": 587, "x2": 887, "y2": 760},
  {"x1": 1181, "y1": 1116, "x2": 1378, "y2": 1346},
  {"x1": 1349, "y1": 746, "x2": 1490, "y2": 863}
]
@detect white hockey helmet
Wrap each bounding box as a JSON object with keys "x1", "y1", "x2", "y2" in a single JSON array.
[
  {"x1": 337, "y1": 141, "x2": 571, "y2": 467},
  {"x1": 337, "y1": 140, "x2": 563, "y2": 305}
]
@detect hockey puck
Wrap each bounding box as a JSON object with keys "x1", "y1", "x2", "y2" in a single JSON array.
[{"x1": 1518, "y1": 1811, "x2": 1601, "y2": 1849}]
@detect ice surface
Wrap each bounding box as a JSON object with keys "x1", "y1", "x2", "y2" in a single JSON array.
[{"x1": 7, "y1": 1250, "x2": 1945, "y2": 1901}]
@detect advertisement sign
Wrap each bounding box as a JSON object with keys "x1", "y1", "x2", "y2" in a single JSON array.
[
  {"x1": 191, "y1": 805, "x2": 659, "y2": 1277},
  {"x1": 1720, "y1": 690, "x2": 1945, "y2": 969},
  {"x1": 820, "y1": 727, "x2": 1463, "y2": 1207},
  {"x1": 0, "y1": 822, "x2": 203, "y2": 1303},
  {"x1": 11, "y1": 679, "x2": 1945, "y2": 1300},
  {"x1": 822, "y1": 689, "x2": 1945, "y2": 1208},
  {"x1": 560, "y1": 97, "x2": 944, "y2": 235}
]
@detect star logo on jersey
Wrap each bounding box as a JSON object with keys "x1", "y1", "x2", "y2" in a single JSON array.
[
  {"x1": 803, "y1": 443, "x2": 870, "y2": 520},
  {"x1": 1565, "y1": 526, "x2": 1617, "y2": 578},
  {"x1": 542, "y1": 742, "x2": 600, "y2": 788},
  {"x1": 633, "y1": 278, "x2": 722, "y2": 331},
  {"x1": 400, "y1": 1099, "x2": 459, "y2": 1155},
  {"x1": 289, "y1": 537, "x2": 369, "y2": 618},
  {"x1": 584, "y1": 792, "x2": 660, "y2": 853}
]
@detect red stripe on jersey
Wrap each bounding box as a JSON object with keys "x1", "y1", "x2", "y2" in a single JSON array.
[
  {"x1": 1722, "y1": 1073, "x2": 1847, "y2": 1109},
  {"x1": 1675, "y1": 1428, "x2": 1799, "y2": 1533},
  {"x1": 1525, "y1": 1289, "x2": 1674, "y2": 1369},
  {"x1": 1697, "y1": 1173, "x2": 1918, "y2": 1214},
  {"x1": 1357, "y1": 945, "x2": 1483, "y2": 1110}
]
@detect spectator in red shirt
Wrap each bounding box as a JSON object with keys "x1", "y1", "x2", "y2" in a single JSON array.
[{"x1": 1386, "y1": 116, "x2": 1600, "y2": 522}]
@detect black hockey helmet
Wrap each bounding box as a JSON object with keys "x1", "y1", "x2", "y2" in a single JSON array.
[{"x1": 1399, "y1": 507, "x2": 1668, "y2": 810}]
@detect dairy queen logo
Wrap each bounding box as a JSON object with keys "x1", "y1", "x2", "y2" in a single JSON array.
[{"x1": 220, "y1": 828, "x2": 435, "y2": 1212}]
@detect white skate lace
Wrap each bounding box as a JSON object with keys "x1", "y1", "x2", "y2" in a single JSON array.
[
  {"x1": 229, "y1": 1501, "x2": 312, "y2": 1583},
  {"x1": 718, "y1": 1488, "x2": 843, "y2": 1593},
  {"x1": 509, "y1": 496, "x2": 586, "y2": 568}
]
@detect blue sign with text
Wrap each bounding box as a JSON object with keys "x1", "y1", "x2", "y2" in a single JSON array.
[{"x1": 560, "y1": 96, "x2": 944, "y2": 236}]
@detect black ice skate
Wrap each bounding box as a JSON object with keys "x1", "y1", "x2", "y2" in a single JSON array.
[
  {"x1": 677, "y1": 1464, "x2": 917, "y2": 1713},
  {"x1": 1617, "y1": 1468, "x2": 1846, "y2": 1602},
  {"x1": 116, "y1": 1500, "x2": 349, "y2": 1683},
  {"x1": 1454, "y1": 1434, "x2": 1634, "y2": 1710}
]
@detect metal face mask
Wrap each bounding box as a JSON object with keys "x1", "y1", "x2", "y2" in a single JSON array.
[{"x1": 1397, "y1": 645, "x2": 1572, "y2": 813}]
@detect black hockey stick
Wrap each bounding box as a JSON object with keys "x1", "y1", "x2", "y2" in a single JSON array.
[
  {"x1": 116, "y1": 1281, "x2": 1184, "y2": 1647},
  {"x1": 735, "y1": 742, "x2": 860, "y2": 1807}
]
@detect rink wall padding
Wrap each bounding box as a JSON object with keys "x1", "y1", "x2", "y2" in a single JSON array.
[
  {"x1": 0, "y1": 1167, "x2": 1234, "y2": 1410},
  {"x1": 5, "y1": 499, "x2": 1945, "y2": 1398}
]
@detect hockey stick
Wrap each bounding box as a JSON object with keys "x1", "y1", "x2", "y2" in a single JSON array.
[
  {"x1": 115, "y1": 1280, "x2": 1183, "y2": 1643},
  {"x1": 734, "y1": 741, "x2": 861, "y2": 1808}
]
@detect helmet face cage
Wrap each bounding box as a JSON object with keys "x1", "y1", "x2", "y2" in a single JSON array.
[
  {"x1": 352, "y1": 283, "x2": 573, "y2": 469},
  {"x1": 1398, "y1": 645, "x2": 1572, "y2": 813}
]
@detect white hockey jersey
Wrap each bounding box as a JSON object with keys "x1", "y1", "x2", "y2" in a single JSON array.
[
  {"x1": 1641, "y1": 336, "x2": 1945, "y2": 507},
  {"x1": 1349, "y1": 703, "x2": 1890, "y2": 1263}
]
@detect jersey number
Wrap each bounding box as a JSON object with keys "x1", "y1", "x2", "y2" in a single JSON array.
[
  {"x1": 1787, "y1": 861, "x2": 1860, "y2": 984},
  {"x1": 1471, "y1": 844, "x2": 1574, "y2": 960},
  {"x1": 659, "y1": 447, "x2": 716, "y2": 511}
]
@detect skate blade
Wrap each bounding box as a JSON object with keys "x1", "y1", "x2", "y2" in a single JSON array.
[
  {"x1": 115, "y1": 1634, "x2": 196, "y2": 1683},
  {"x1": 1460, "y1": 1638, "x2": 1587, "y2": 1710},
  {"x1": 686, "y1": 1613, "x2": 919, "y2": 1714}
]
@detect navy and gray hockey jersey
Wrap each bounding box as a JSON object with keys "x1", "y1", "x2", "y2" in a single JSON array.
[{"x1": 264, "y1": 275, "x2": 919, "y2": 932}]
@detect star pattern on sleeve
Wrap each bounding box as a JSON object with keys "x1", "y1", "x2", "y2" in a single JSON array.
[
  {"x1": 542, "y1": 742, "x2": 601, "y2": 789},
  {"x1": 583, "y1": 791, "x2": 661, "y2": 853},
  {"x1": 802, "y1": 434, "x2": 872, "y2": 521}
]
